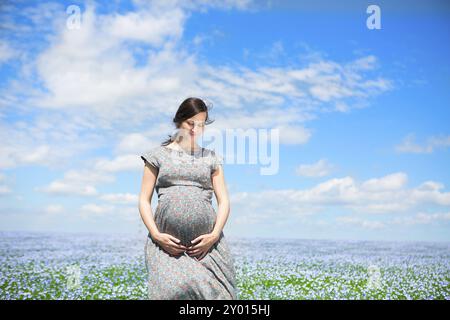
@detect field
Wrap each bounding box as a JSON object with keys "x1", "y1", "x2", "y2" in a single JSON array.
[{"x1": 1, "y1": 231, "x2": 449, "y2": 300}]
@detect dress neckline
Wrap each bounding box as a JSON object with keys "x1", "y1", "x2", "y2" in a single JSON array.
[{"x1": 162, "y1": 144, "x2": 204, "y2": 156}]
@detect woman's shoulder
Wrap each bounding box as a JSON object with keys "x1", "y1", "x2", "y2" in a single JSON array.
[
  {"x1": 202, "y1": 148, "x2": 224, "y2": 173},
  {"x1": 144, "y1": 145, "x2": 164, "y2": 155},
  {"x1": 140, "y1": 145, "x2": 164, "y2": 168}
]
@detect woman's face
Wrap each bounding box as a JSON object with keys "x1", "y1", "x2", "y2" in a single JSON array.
[{"x1": 179, "y1": 111, "x2": 207, "y2": 141}]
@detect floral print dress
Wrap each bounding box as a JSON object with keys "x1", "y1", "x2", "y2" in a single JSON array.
[{"x1": 140, "y1": 145, "x2": 237, "y2": 300}]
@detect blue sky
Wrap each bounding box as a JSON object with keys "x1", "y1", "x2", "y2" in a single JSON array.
[{"x1": 0, "y1": 0, "x2": 449, "y2": 241}]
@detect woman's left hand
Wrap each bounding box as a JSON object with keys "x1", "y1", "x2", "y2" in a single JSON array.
[{"x1": 187, "y1": 232, "x2": 220, "y2": 260}]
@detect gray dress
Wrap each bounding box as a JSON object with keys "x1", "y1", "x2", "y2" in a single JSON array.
[{"x1": 140, "y1": 145, "x2": 238, "y2": 300}]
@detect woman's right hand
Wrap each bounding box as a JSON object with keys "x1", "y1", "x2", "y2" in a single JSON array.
[{"x1": 153, "y1": 232, "x2": 188, "y2": 256}]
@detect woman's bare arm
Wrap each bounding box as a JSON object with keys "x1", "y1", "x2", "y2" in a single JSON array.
[
  {"x1": 138, "y1": 164, "x2": 160, "y2": 238},
  {"x1": 210, "y1": 165, "x2": 230, "y2": 238}
]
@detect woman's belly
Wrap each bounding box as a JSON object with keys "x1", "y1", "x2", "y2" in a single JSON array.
[{"x1": 154, "y1": 197, "x2": 217, "y2": 247}]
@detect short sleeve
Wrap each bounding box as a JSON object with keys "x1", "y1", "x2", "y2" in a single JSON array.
[
  {"x1": 140, "y1": 147, "x2": 160, "y2": 169},
  {"x1": 210, "y1": 150, "x2": 224, "y2": 174}
]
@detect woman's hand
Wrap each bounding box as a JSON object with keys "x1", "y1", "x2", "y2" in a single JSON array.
[
  {"x1": 154, "y1": 232, "x2": 188, "y2": 257},
  {"x1": 187, "y1": 232, "x2": 220, "y2": 261}
]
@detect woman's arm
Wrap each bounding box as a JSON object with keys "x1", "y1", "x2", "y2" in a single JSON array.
[
  {"x1": 138, "y1": 164, "x2": 160, "y2": 238},
  {"x1": 210, "y1": 165, "x2": 231, "y2": 238}
]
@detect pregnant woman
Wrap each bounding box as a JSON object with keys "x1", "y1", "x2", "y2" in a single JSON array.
[{"x1": 138, "y1": 97, "x2": 238, "y2": 299}]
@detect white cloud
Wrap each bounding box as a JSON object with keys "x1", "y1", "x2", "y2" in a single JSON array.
[
  {"x1": 94, "y1": 154, "x2": 143, "y2": 173},
  {"x1": 80, "y1": 203, "x2": 115, "y2": 219},
  {"x1": 0, "y1": 185, "x2": 12, "y2": 195},
  {"x1": 99, "y1": 193, "x2": 139, "y2": 205},
  {"x1": 228, "y1": 172, "x2": 450, "y2": 227},
  {"x1": 276, "y1": 124, "x2": 312, "y2": 145},
  {"x1": 391, "y1": 211, "x2": 450, "y2": 225},
  {"x1": 295, "y1": 158, "x2": 334, "y2": 177},
  {"x1": 107, "y1": 8, "x2": 186, "y2": 44},
  {"x1": 336, "y1": 210, "x2": 450, "y2": 231},
  {"x1": 336, "y1": 216, "x2": 385, "y2": 230},
  {"x1": 0, "y1": 1, "x2": 404, "y2": 236},
  {"x1": 36, "y1": 169, "x2": 115, "y2": 196},
  {"x1": 0, "y1": 113, "x2": 105, "y2": 169},
  {"x1": 348, "y1": 55, "x2": 378, "y2": 70},
  {"x1": 115, "y1": 125, "x2": 173, "y2": 154},
  {"x1": 78, "y1": 203, "x2": 141, "y2": 223},
  {"x1": 44, "y1": 204, "x2": 65, "y2": 215},
  {"x1": 1, "y1": 0, "x2": 392, "y2": 145},
  {"x1": 395, "y1": 133, "x2": 450, "y2": 154},
  {"x1": 417, "y1": 181, "x2": 445, "y2": 192},
  {"x1": 0, "y1": 41, "x2": 16, "y2": 64},
  {"x1": 0, "y1": 172, "x2": 12, "y2": 195},
  {"x1": 361, "y1": 172, "x2": 408, "y2": 191}
]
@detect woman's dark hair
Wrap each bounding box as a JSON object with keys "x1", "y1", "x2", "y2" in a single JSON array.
[{"x1": 161, "y1": 97, "x2": 215, "y2": 146}]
